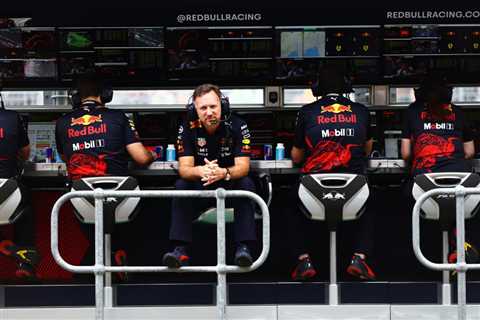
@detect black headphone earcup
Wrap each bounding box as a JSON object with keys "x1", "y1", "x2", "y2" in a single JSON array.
[
  {"x1": 311, "y1": 80, "x2": 320, "y2": 97},
  {"x1": 221, "y1": 97, "x2": 230, "y2": 120},
  {"x1": 100, "y1": 85, "x2": 113, "y2": 104},
  {"x1": 446, "y1": 86, "x2": 453, "y2": 102},
  {"x1": 69, "y1": 89, "x2": 81, "y2": 108},
  {"x1": 186, "y1": 103, "x2": 197, "y2": 121}
]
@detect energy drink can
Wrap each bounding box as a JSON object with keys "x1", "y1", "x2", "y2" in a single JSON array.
[
  {"x1": 45, "y1": 147, "x2": 53, "y2": 163},
  {"x1": 263, "y1": 144, "x2": 273, "y2": 160},
  {"x1": 155, "y1": 146, "x2": 164, "y2": 160}
]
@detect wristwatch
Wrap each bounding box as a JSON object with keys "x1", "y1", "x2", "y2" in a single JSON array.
[{"x1": 224, "y1": 168, "x2": 231, "y2": 181}]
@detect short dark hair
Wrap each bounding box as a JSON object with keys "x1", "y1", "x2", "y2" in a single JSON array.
[
  {"x1": 313, "y1": 67, "x2": 352, "y2": 96},
  {"x1": 74, "y1": 73, "x2": 103, "y2": 99},
  {"x1": 192, "y1": 83, "x2": 222, "y2": 101}
]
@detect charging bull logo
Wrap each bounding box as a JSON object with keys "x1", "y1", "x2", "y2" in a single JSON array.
[
  {"x1": 71, "y1": 115, "x2": 102, "y2": 126},
  {"x1": 68, "y1": 153, "x2": 107, "y2": 180},
  {"x1": 302, "y1": 140, "x2": 358, "y2": 173},
  {"x1": 321, "y1": 103, "x2": 351, "y2": 114},
  {"x1": 412, "y1": 133, "x2": 457, "y2": 171}
]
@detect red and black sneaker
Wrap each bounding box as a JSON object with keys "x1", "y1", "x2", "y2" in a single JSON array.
[
  {"x1": 291, "y1": 255, "x2": 317, "y2": 281},
  {"x1": 448, "y1": 242, "x2": 479, "y2": 276},
  {"x1": 346, "y1": 254, "x2": 376, "y2": 280},
  {"x1": 162, "y1": 246, "x2": 190, "y2": 268},
  {"x1": 449, "y1": 241, "x2": 480, "y2": 264},
  {"x1": 113, "y1": 249, "x2": 128, "y2": 282},
  {"x1": 0, "y1": 240, "x2": 40, "y2": 280},
  {"x1": 15, "y1": 263, "x2": 36, "y2": 280}
]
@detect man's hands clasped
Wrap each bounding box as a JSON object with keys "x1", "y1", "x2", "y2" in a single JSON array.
[{"x1": 200, "y1": 158, "x2": 228, "y2": 186}]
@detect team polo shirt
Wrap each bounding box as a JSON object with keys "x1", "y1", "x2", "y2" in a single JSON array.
[
  {"x1": 176, "y1": 114, "x2": 251, "y2": 167},
  {"x1": 402, "y1": 101, "x2": 473, "y2": 176},
  {"x1": 55, "y1": 102, "x2": 140, "y2": 180},
  {"x1": 0, "y1": 110, "x2": 29, "y2": 178},
  {"x1": 294, "y1": 95, "x2": 372, "y2": 174}
]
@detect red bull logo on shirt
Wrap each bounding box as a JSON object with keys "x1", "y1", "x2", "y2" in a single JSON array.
[
  {"x1": 317, "y1": 114, "x2": 357, "y2": 124},
  {"x1": 321, "y1": 103, "x2": 352, "y2": 114},
  {"x1": 71, "y1": 114, "x2": 103, "y2": 126},
  {"x1": 68, "y1": 124, "x2": 108, "y2": 138}
]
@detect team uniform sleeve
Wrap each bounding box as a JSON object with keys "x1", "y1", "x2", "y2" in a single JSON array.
[
  {"x1": 293, "y1": 108, "x2": 306, "y2": 148},
  {"x1": 123, "y1": 113, "x2": 140, "y2": 145},
  {"x1": 17, "y1": 114, "x2": 29, "y2": 148},
  {"x1": 233, "y1": 119, "x2": 251, "y2": 157},
  {"x1": 176, "y1": 121, "x2": 194, "y2": 157}
]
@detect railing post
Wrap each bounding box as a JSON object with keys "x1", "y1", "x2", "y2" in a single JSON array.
[
  {"x1": 455, "y1": 186, "x2": 467, "y2": 320},
  {"x1": 216, "y1": 188, "x2": 227, "y2": 320},
  {"x1": 94, "y1": 189, "x2": 105, "y2": 320}
]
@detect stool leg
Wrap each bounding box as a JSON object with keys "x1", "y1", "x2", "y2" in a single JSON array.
[
  {"x1": 442, "y1": 230, "x2": 451, "y2": 305},
  {"x1": 104, "y1": 233, "x2": 113, "y2": 308},
  {"x1": 329, "y1": 231, "x2": 339, "y2": 305}
]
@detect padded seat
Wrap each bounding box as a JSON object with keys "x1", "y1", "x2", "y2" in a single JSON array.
[{"x1": 0, "y1": 178, "x2": 29, "y2": 225}]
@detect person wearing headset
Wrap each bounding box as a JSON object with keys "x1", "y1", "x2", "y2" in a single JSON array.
[
  {"x1": 0, "y1": 95, "x2": 40, "y2": 280},
  {"x1": 401, "y1": 74, "x2": 477, "y2": 265},
  {"x1": 163, "y1": 83, "x2": 256, "y2": 268},
  {"x1": 286, "y1": 67, "x2": 377, "y2": 281},
  {"x1": 55, "y1": 72, "x2": 153, "y2": 280}
]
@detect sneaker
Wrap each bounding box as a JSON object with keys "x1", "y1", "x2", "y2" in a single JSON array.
[
  {"x1": 0, "y1": 240, "x2": 40, "y2": 279},
  {"x1": 449, "y1": 241, "x2": 479, "y2": 276},
  {"x1": 15, "y1": 263, "x2": 36, "y2": 280},
  {"x1": 234, "y1": 244, "x2": 253, "y2": 267},
  {"x1": 346, "y1": 254, "x2": 376, "y2": 280},
  {"x1": 291, "y1": 255, "x2": 317, "y2": 281},
  {"x1": 163, "y1": 246, "x2": 190, "y2": 268},
  {"x1": 113, "y1": 249, "x2": 128, "y2": 282}
]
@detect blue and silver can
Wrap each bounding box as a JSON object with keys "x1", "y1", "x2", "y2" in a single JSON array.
[
  {"x1": 155, "y1": 145, "x2": 164, "y2": 161},
  {"x1": 263, "y1": 144, "x2": 273, "y2": 160}
]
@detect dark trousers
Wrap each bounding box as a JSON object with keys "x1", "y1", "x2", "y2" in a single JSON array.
[
  {"x1": 169, "y1": 177, "x2": 257, "y2": 243},
  {"x1": 285, "y1": 180, "x2": 375, "y2": 260}
]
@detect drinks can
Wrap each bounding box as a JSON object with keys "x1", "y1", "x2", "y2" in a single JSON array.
[
  {"x1": 155, "y1": 145, "x2": 164, "y2": 160},
  {"x1": 45, "y1": 147, "x2": 53, "y2": 163},
  {"x1": 263, "y1": 144, "x2": 273, "y2": 160}
]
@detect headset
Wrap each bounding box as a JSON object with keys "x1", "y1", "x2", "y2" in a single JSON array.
[
  {"x1": 186, "y1": 92, "x2": 231, "y2": 122},
  {"x1": 68, "y1": 77, "x2": 114, "y2": 109}
]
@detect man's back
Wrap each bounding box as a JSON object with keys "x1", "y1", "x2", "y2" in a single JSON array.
[
  {"x1": 294, "y1": 95, "x2": 371, "y2": 174},
  {"x1": 55, "y1": 105, "x2": 139, "y2": 180}
]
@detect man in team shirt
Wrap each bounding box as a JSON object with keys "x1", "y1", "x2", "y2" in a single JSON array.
[
  {"x1": 286, "y1": 68, "x2": 376, "y2": 281},
  {"x1": 55, "y1": 73, "x2": 153, "y2": 279}
]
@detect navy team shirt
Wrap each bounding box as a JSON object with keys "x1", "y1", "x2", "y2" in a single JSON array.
[
  {"x1": 176, "y1": 114, "x2": 251, "y2": 167},
  {"x1": 0, "y1": 110, "x2": 29, "y2": 178},
  {"x1": 55, "y1": 102, "x2": 140, "y2": 180},
  {"x1": 294, "y1": 95, "x2": 372, "y2": 174},
  {"x1": 402, "y1": 101, "x2": 472, "y2": 176}
]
